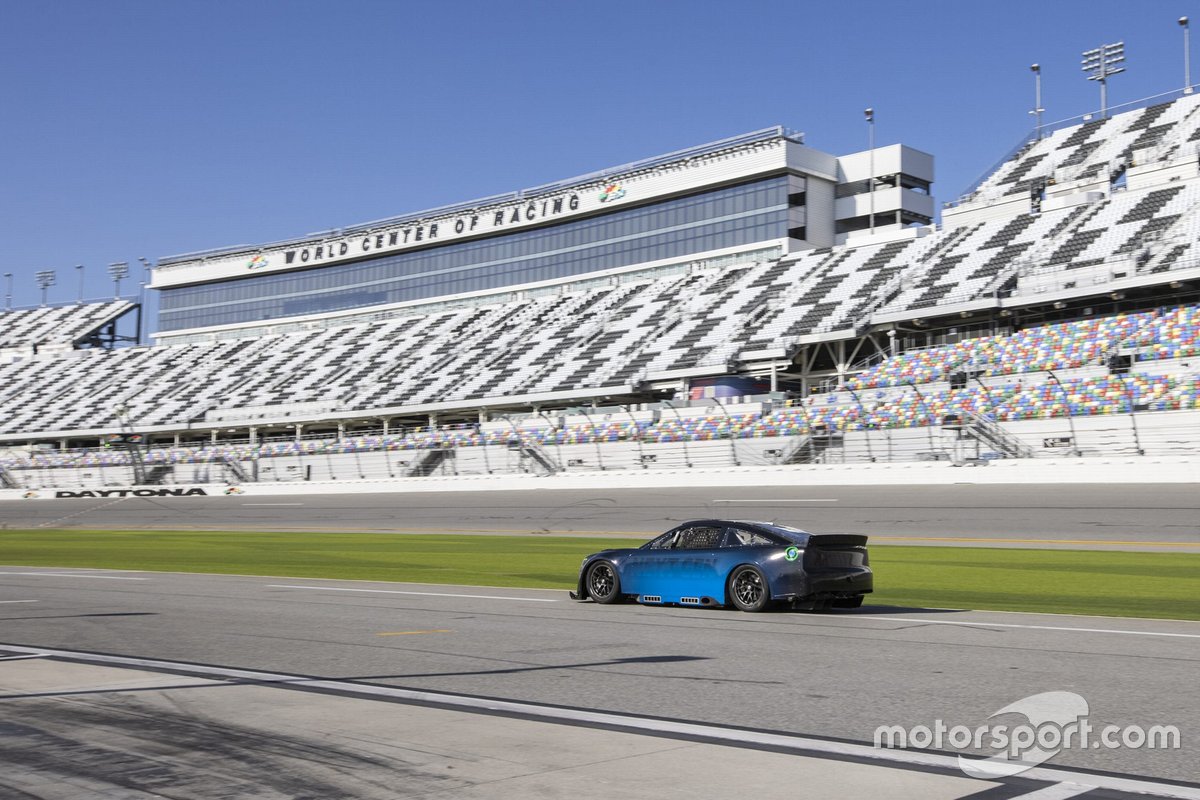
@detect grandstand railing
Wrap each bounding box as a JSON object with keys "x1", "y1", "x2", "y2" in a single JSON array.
[{"x1": 6, "y1": 374, "x2": 1199, "y2": 489}]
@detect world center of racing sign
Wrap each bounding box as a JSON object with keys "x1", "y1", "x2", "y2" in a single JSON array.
[{"x1": 150, "y1": 136, "x2": 792, "y2": 289}]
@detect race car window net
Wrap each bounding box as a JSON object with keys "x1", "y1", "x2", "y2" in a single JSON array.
[{"x1": 677, "y1": 527, "x2": 723, "y2": 549}]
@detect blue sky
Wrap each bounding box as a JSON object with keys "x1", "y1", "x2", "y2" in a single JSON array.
[{"x1": 1, "y1": 0, "x2": 1195, "y2": 312}]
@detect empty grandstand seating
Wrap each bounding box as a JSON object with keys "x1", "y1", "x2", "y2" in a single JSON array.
[
  {"x1": 0, "y1": 301, "x2": 134, "y2": 351},
  {"x1": 5, "y1": 91, "x2": 1200, "y2": 468}
]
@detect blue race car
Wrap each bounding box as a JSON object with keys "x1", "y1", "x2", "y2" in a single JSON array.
[{"x1": 570, "y1": 519, "x2": 872, "y2": 612}]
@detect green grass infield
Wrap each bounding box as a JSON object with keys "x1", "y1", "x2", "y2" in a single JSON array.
[{"x1": 1, "y1": 529, "x2": 1197, "y2": 621}]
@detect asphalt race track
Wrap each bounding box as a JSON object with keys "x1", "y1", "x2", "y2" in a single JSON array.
[
  {"x1": 4, "y1": 483, "x2": 1200, "y2": 549},
  {"x1": 2, "y1": 485, "x2": 1198, "y2": 797},
  {"x1": 0, "y1": 570, "x2": 1197, "y2": 797}
]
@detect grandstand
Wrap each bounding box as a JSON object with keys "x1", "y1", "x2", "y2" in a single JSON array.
[
  {"x1": 5, "y1": 87, "x2": 1200, "y2": 489},
  {"x1": 0, "y1": 300, "x2": 137, "y2": 359}
]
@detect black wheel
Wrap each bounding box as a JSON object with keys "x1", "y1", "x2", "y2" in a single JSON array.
[
  {"x1": 586, "y1": 560, "x2": 621, "y2": 604},
  {"x1": 832, "y1": 595, "x2": 864, "y2": 609},
  {"x1": 728, "y1": 566, "x2": 770, "y2": 612}
]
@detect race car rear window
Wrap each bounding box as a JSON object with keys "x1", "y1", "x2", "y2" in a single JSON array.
[
  {"x1": 757, "y1": 523, "x2": 809, "y2": 542},
  {"x1": 724, "y1": 528, "x2": 779, "y2": 547}
]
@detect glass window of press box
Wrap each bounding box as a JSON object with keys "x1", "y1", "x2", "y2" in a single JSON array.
[{"x1": 157, "y1": 177, "x2": 790, "y2": 331}]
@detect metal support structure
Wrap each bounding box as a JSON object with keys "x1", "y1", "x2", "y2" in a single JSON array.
[
  {"x1": 906, "y1": 381, "x2": 938, "y2": 453},
  {"x1": 536, "y1": 411, "x2": 566, "y2": 471},
  {"x1": 1030, "y1": 64, "x2": 1045, "y2": 139},
  {"x1": 843, "y1": 386, "x2": 875, "y2": 462},
  {"x1": 660, "y1": 401, "x2": 692, "y2": 468},
  {"x1": 3, "y1": 273, "x2": 11, "y2": 311},
  {"x1": 108, "y1": 262, "x2": 129, "y2": 299},
  {"x1": 709, "y1": 397, "x2": 741, "y2": 466},
  {"x1": 620, "y1": 405, "x2": 648, "y2": 468},
  {"x1": 973, "y1": 375, "x2": 999, "y2": 420},
  {"x1": 1082, "y1": 42, "x2": 1125, "y2": 119},
  {"x1": 35, "y1": 270, "x2": 56, "y2": 307},
  {"x1": 865, "y1": 110, "x2": 876, "y2": 235},
  {"x1": 1116, "y1": 371, "x2": 1145, "y2": 456},
  {"x1": 75, "y1": 264, "x2": 85, "y2": 304},
  {"x1": 1045, "y1": 370, "x2": 1081, "y2": 456},
  {"x1": 577, "y1": 408, "x2": 606, "y2": 470},
  {"x1": 1183, "y1": 17, "x2": 1193, "y2": 93}
]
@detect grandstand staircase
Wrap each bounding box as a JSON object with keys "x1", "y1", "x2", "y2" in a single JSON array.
[
  {"x1": 221, "y1": 455, "x2": 253, "y2": 483},
  {"x1": 776, "y1": 435, "x2": 818, "y2": 464},
  {"x1": 511, "y1": 440, "x2": 559, "y2": 475},
  {"x1": 142, "y1": 465, "x2": 175, "y2": 485},
  {"x1": 0, "y1": 465, "x2": 19, "y2": 489},
  {"x1": 776, "y1": 425, "x2": 843, "y2": 464},
  {"x1": 405, "y1": 447, "x2": 456, "y2": 477},
  {"x1": 956, "y1": 412, "x2": 1034, "y2": 459}
]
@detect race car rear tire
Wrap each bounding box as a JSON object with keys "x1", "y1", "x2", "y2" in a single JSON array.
[
  {"x1": 728, "y1": 566, "x2": 770, "y2": 612},
  {"x1": 586, "y1": 561, "x2": 621, "y2": 604}
]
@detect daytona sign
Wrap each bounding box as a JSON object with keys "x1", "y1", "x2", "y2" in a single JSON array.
[{"x1": 54, "y1": 488, "x2": 209, "y2": 498}]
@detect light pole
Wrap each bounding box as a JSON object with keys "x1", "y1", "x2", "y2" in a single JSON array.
[
  {"x1": 1182, "y1": 17, "x2": 1193, "y2": 93},
  {"x1": 75, "y1": 264, "x2": 85, "y2": 303},
  {"x1": 35, "y1": 270, "x2": 56, "y2": 306},
  {"x1": 1082, "y1": 42, "x2": 1125, "y2": 118},
  {"x1": 108, "y1": 262, "x2": 129, "y2": 299},
  {"x1": 864, "y1": 107, "x2": 875, "y2": 234},
  {"x1": 3, "y1": 273, "x2": 11, "y2": 311},
  {"x1": 1029, "y1": 64, "x2": 1045, "y2": 139}
]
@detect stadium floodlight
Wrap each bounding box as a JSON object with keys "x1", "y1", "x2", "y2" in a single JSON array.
[
  {"x1": 1182, "y1": 17, "x2": 1193, "y2": 94},
  {"x1": 35, "y1": 269, "x2": 56, "y2": 307},
  {"x1": 1029, "y1": 64, "x2": 1045, "y2": 139},
  {"x1": 75, "y1": 264, "x2": 85, "y2": 303},
  {"x1": 3, "y1": 272, "x2": 11, "y2": 311},
  {"x1": 864, "y1": 107, "x2": 875, "y2": 234},
  {"x1": 1081, "y1": 41, "x2": 1125, "y2": 118},
  {"x1": 108, "y1": 261, "x2": 129, "y2": 299}
]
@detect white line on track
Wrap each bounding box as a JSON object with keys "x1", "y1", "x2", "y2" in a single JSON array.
[
  {"x1": 854, "y1": 616, "x2": 1200, "y2": 639},
  {"x1": 0, "y1": 572, "x2": 147, "y2": 581},
  {"x1": 266, "y1": 584, "x2": 559, "y2": 602},
  {"x1": 0, "y1": 643, "x2": 1195, "y2": 800},
  {"x1": 1010, "y1": 783, "x2": 1096, "y2": 799},
  {"x1": 241, "y1": 503, "x2": 304, "y2": 506},
  {"x1": 711, "y1": 498, "x2": 838, "y2": 502},
  {"x1": 0, "y1": 600, "x2": 38, "y2": 604},
  {"x1": 0, "y1": 654, "x2": 47, "y2": 661}
]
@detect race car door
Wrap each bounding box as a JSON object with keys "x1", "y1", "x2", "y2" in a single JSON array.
[{"x1": 664, "y1": 524, "x2": 726, "y2": 602}]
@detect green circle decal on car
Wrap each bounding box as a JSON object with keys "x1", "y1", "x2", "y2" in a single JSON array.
[{"x1": 784, "y1": 546, "x2": 800, "y2": 562}]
